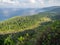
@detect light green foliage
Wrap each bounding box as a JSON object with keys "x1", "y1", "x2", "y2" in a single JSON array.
[
  {"x1": 4, "y1": 35, "x2": 15, "y2": 45},
  {"x1": 0, "y1": 13, "x2": 52, "y2": 34},
  {"x1": 18, "y1": 36, "x2": 25, "y2": 42}
]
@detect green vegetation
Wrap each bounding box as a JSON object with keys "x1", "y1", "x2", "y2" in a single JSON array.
[
  {"x1": 36, "y1": 20, "x2": 60, "y2": 45},
  {"x1": 0, "y1": 13, "x2": 51, "y2": 34},
  {"x1": 0, "y1": 12, "x2": 60, "y2": 45}
]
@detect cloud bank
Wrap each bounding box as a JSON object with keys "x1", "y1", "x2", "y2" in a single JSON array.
[{"x1": 0, "y1": 0, "x2": 60, "y2": 8}]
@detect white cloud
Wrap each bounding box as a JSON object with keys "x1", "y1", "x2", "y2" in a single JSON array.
[
  {"x1": 0, "y1": 0, "x2": 60, "y2": 8},
  {"x1": 30, "y1": 0, "x2": 36, "y2": 3},
  {"x1": 1, "y1": 0, "x2": 15, "y2": 4},
  {"x1": 38, "y1": 0, "x2": 45, "y2": 5},
  {"x1": 0, "y1": 0, "x2": 20, "y2": 8}
]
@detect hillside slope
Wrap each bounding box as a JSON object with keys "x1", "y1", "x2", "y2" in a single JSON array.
[
  {"x1": 0, "y1": 14, "x2": 51, "y2": 34},
  {"x1": 0, "y1": 20, "x2": 60, "y2": 45},
  {"x1": 0, "y1": 6, "x2": 60, "y2": 45},
  {"x1": 36, "y1": 20, "x2": 60, "y2": 45},
  {"x1": 0, "y1": 10, "x2": 60, "y2": 34}
]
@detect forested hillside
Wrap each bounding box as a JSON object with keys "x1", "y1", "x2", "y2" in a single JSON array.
[
  {"x1": 0, "y1": 7, "x2": 60, "y2": 45},
  {"x1": 0, "y1": 13, "x2": 51, "y2": 34},
  {"x1": 0, "y1": 19, "x2": 60, "y2": 45}
]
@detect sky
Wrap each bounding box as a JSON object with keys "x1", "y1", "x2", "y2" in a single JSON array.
[{"x1": 0, "y1": 0, "x2": 60, "y2": 8}]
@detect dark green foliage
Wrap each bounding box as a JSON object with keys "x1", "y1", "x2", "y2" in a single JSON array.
[{"x1": 36, "y1": 21, "x2": 60, "y2": 45}]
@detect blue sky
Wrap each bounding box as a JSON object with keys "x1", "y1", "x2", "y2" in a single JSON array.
[{"x1": 0, "y1": 0, "x2": 60, "y2": 8}]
